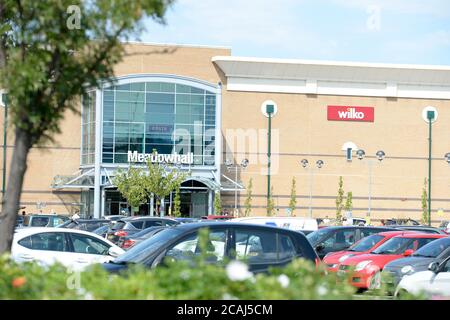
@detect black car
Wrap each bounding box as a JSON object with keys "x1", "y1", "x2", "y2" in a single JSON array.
[
  {"x1": 117, "y1": 226, "x2": 167, "y2": 250},
  {"x1": 106, "y1": 217, "x2": 180, "y2": 244},
  {"x1": 383, "y1": 237, "x2": 450, "y2": 288},
  {"x1": 389, "y1": 225, "x2": 446, "y2": 234},
  {"x1": 92, "y1": 225, "x2": 110, "y2": 238},
  {"x1": 58, "y1": 219, "x2": 111, "y2": 232},
  {"x1": 306, "y1": 226, "x2": 396, "y2": 259},
  {"x1": 103, "y1": 222, "x2": 319, "y2": 274}
]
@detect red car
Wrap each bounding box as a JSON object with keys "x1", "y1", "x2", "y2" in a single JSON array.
[
  {"x1": 323, "y1": 231, "x2": 415, "y2": 272},
  {"x1": 337, "y1": 233, "x2": 447, "y2": 290}
]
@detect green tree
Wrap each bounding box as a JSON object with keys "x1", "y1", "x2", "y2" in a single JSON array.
[
  {"x1": 0, "y1": 0, "x2": 174, "y2": 254},
  {"x1": 421, "y1": 178, "x2": 428, "y2": 225},
  {"x1": 243, "y1": 178, "x2": 253, "y2": 217},
  {"x1": 214, "y1": 191, "x2": 222, "y2": 215},
  {"x1": 335, "y1": 176, "x2": 344, "y2": 225},
  {"x1": 344, "y1": 191, "x2": 353, "y2": 213},
  {"x1": 113, "y1": 167, "x2": 148, "y2": 214},
  {"x1": 267, "y1": 186, "x2": 275, "y2": 216},
  {"x1": 173, "y1": 186, "x2": 181, "y2": 217},
  {"x1": 289, "y1": 177, "x2": 297, "y2": 215},
  {"x1": 144, "y1": 159, "x2": 187, "y2": 216}
]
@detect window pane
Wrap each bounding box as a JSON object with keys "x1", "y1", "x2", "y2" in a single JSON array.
[
  {"x1": 70, "y1": 234, "x2": 109, "y2": 255},
  {"x1": 234, "y1": 229, "x2": 279, "y2": 264},
  {"x1": 25, "y1": 232, "x2": 69, "y2": 252}
]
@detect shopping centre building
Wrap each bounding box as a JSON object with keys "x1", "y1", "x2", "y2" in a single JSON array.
[{"x1": 1, "y1": 42, "x2": 450, "y2": 223}]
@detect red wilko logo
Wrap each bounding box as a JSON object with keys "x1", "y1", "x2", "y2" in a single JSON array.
[{"x1": 327, "y1": 106, "x2": 374, "y2": 122}]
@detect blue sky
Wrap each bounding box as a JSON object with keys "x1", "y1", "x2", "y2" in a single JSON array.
[{"x1": 139, "y1": 0, "x2": 450, "y2": 65}]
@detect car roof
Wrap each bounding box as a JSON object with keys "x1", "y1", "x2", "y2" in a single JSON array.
[
  {"x1": 317, "y1": 226, "x2": 393, "y2": 231},
  {"x1": 377, "y1": 230, "x2": 418, "y2": 237},
  {"x1": 171, "y1": 221, "x2": 307, "y2": 233},
  {"x1": 392, "y1": 233, "x2": 447, "y2": 239},
  {"x1": 14, "y1": 227, "x2": 106, "y2": 237}
]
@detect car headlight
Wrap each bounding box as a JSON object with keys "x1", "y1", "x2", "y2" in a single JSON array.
[
  {"x1": 355, "y1": 260, "x2": 372, "y2": 271},
  {"x1": 401, "y1": 265, "x2": 414, "y2": 275},
  {"x1": 339, "y1": 254, "x2": 354, "y2": 263}
]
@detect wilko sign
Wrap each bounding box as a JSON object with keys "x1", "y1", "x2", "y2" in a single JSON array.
[{"x1": 327, "y1": 106, "x2": 374, "y2": 122}]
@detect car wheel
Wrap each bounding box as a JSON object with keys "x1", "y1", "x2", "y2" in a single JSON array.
[{"x1": 368, "y1": 271, "x2": 381, "y2": 290}]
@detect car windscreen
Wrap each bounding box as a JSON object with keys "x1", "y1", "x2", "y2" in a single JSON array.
[
  {"x1": 111, "y1": 221, "x2": 126, "y2": 231},
  {"x1": 132, "y1": 226, "x2": 166, "y2": 238},
  {"x1": 306, "y1": 228, "x2": 332, "y2": 245},
  {"x1": 348, "y1": 234, "x2": 384, "y2": 252},
  {"x1": 92, "y1": 225, "x2": 110, "y2": 235},
  {"x1": 412, "y1": 237, "x2": 450, "y2": 258},
  {"x1": 113, "y1": 227, "x2": 184, "y2": 264},
  {"x1": 371, "y1": 237, "x2": 413, "y2": 254}
]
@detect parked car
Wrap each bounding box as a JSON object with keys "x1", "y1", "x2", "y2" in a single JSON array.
[
  {"x1": 383, "y1": 237, "x2": 450, "y2": 288},
  {"x1": 337, "y1": 233, "x2": 447, "y2": 290},
  {"x1": 232, "y1": 216, "x2": 318, "y2": 233},
  {"x1": 389, "y1": 225, "x2": 446, "y2": 234},
  {"x1": 117, "y1": 226, "x2": 167, "y2": 250},
  {"x1": 306, "y1": 226, "x2": 396, "y2": 259},
  {"x1": 22, "y1": 214, "x2": 70, "y2": 227},
  {"x1": 175, "y1": 218, "x2": 202, "y2": 224},
  {"x1": 385, "y1": 218, "x2": 420, "y2": 226},
  {"x1": 323, "y1": 231, "x2": 416, "y2": 272},
  {"x1": 102, "y1": 215, "x2": 128, "y2": 223},
  {"x1": 15, "y1": 216, "x2": 25, "y2": 228},
  {"x1": 58, "y1": 219, "x2": 111, "y2": 232},
  {"x1": 395, "y1": 255, "x2": 450, "y2": 298},
  {"x1": 103, "y1": 222, "x2": 319, "y2": 274},
  {"x1": 201, "y1": 215, "x2": 234, "y2": 220},
  {"x1": 92, "y1": 225, "x2": 110, "y2": 238},
  {"x1": 12, "y1": 227, "x2": 124, "y2": 271},
  {"x1": 106, "y1": 217, "x2": 180, "y2": 244},
  {"x1": 438, "y1": 221, "x2": 450, "y2": 234}
]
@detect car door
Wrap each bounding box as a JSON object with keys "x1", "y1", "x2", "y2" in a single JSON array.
[
  {"x1": 231, "y1": 228, "x2": 300, "y2": 273},
  {"x1": 66, "y1": 233, "x2": 114, "y2": 269},
  {"x1": 15, "y1": 232, "x2": 73, "y2": 267}
]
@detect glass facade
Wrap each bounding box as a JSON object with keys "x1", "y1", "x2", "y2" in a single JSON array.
[
  {"x1": 81, "y1": 91, "x2": 96, "y2": 165},
  {"x1": 101, "y1": 81, "x2": 216, "y2": 165}
]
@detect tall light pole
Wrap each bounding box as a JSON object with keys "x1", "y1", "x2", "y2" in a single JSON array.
[
  {"x1": 356, "y1": 149, "x2": 385, "y2": 223},
  {"x1": 300, "y1": 159, "x2": 324, "y2": 218},
  {"x1": 445, "y1": 153, "x2": 450, "y2": 165},
  {"x1": 226, "y1": 158, "x2": 249, "y2": 216},
  {"x1": 261, "y1": 100, "x2": 277, "y2": 216},
  {"x1": 422, "y1": 106, "x2": 438, "y2": 226}
]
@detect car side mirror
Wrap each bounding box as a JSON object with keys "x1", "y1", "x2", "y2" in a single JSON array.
[
  {"x1": 315, "y1": 244, "x2": 325, "y2": 252},
  {"x1": 403, "y1": 249, "x2": 414, "y2": 257},
  {"x1": 108, "y1": 246, "x2": 122, "y2": 258},
  {"x1": 428, "y1": 261, "x2": 440, "y2": 273}
]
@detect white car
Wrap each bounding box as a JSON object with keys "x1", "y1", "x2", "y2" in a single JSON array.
[
  {"x1": 395, "y1": 256, "x2": 450, "y2": 298},
  {"x1": 12, "y1": 227, "x2": 125, "y2": 271}
]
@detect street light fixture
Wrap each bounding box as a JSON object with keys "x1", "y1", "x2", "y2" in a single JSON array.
[
  {"x1": 445, "y1": 153, "x2": 450, "y2": 164},
  {"x1": 300, "y1": 158, "x2": 324, "y2": 217},
  {"x1": 356, "y1": 149, "x2": 386, "y2": 221},
  {"x1": 226, "y1": 158, "x2": 249, "y2": 216}
]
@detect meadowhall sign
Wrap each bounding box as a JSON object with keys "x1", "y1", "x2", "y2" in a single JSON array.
[
  {"x1": 127, "y1": 151, "x2": 194, "y2": 164},
  {"x1": 327, "y1": 105, "x2": 375, "y2": 122}
]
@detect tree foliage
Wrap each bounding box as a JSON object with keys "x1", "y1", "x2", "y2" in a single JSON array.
[
  {"x1": 288, "y1": 177, "x2": 297, "y2": 215},
  {"x1": 0, "y1": 0, "x2": 174, "y2": 254},
  {"x1": 243, "y1": 178, "x2": 253, "y2": 217},
  {"x1": 113, "y1": 167, "x2": 148, "y2": 210},
  {"x1": 421, "y1": 178, "x2": 428, "y2": 225},
  {"x1": 344, "y1": 191, "x2": 353, "y2": 213},
  {"x1": 173, "y1": 186, "x2": 181, "y2": 217},
  {"x1": 214, "y1": 191, "x2": 222, "y2": 215},
  {"x1": 335, "y1": 176, "x2": 344, "y2": 225}
]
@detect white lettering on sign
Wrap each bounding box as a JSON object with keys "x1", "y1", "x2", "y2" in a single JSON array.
[
  {"x1": 337, "y1": 108, "x2": 365, "y2": 120},
  {"x1": 127, "y1": 151, "x2": 194, "y2": 164}
]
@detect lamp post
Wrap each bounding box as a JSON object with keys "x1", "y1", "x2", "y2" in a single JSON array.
[
  {"x1": 261, "y1": 100, "x2": 277, "y2": 216},
  {"x1": 422, "y1": 106, "x2": 438, "y2": 226},
  {"x1": 226, "y1": 158, "x2": 249, "y2": 216},
  {"x1": 356, "y1": 149, "x2": 385, "y2": 222},
  {"x1": 300, "y1": 159, "x2": 324, "y2": 218},
  {"x1": 445, "y1": 153, "x2": 450, "y2": 165}
]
